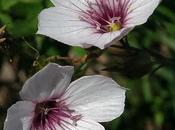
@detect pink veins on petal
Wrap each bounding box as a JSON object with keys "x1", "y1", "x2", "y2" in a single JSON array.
[
  {"x1": 80, "y1": 0, "x2": 132, "y2": 33},
  {"x1": 31, "y1": 99, "x2": 82, "y2": 130}
]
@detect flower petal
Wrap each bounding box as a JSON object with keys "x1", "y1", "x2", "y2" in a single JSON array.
[
  {"x1": 63, "y1": 75, "x2": 126, "y2": 122},
  {"x1": 20, "y1": 63, "x2": 74, "y2": 101},
  {"x1": 76, "y1": 118, "x2": 105, "y2": 130},
  {"x1": 37, "y1": 6, "x2": 94, "y2": 48},
  {"x1": 3, "y1": 101, "x2": 35, "y2": 130},
  {"x1": 50, "y1": 0, "x2": 88, "y2": 9},
  {"x1": 56, "y1": 117, "x2": 104, "y2": 130},
  {"x1": 85, "y1": 28, "x2": 133, "y2": 49},
  {"x1": 125, "y1": 0, "x2": 161, "y2": 27}
]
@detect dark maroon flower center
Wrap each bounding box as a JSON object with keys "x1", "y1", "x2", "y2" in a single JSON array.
[
  {"x1": 80, "y1": 0, "x2": 131, "y2": 33},
  {"x1": 31, "y1": 100, "x2": 82, "y2": 130}
]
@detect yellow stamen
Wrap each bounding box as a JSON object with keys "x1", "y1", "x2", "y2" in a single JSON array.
[{"x1": 108, "y1": 23, "x2": 121, "y2": 32}]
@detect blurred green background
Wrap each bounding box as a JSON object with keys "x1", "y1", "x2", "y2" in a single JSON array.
[{"x1": 0, "y1": 0, "x2": 175, "y2": 130}]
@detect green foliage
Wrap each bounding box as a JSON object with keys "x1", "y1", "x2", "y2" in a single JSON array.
[{"x1": 0, "y1": 0, "x2": 43, "y2": 36}]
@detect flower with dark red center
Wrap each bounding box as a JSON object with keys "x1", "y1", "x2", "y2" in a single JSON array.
[
  {"x1": 37, "y1": 0, "x2": 161, "y2": 49},
  {"x1": 31, "y1": 100, "x2": 82, "y2": 130},
  {"x1": 4, "y1": 63, "x2": 126, "y2": 130}
]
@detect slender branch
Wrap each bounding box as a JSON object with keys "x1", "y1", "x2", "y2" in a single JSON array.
[{"x1": 22, "y1": 37, "x2": 40, "y2": 59}]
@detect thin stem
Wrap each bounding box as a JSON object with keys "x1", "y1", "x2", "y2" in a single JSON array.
[{"x1": 22, "y1": 37, "x2": 40, "y2": 59}]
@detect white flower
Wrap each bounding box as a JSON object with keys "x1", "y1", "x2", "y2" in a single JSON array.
[
  {"x1": 37, "y1": 0, "x2": 160, "y2": 49},
  {"x1": 4, "y1": 63, "x2": 126, "y2": 130}
]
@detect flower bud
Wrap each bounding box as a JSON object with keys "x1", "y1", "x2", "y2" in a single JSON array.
[{"x1": 105, "y1": 47, "x2": 153, "y2": 78}]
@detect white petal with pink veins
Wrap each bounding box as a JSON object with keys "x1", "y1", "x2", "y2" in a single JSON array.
[
  {"x1": 3, "y1": 101, "x2": 35, "y2": 130},
  {"x1": 64, "y1": 75, "x2": 126, "y2": 122},
  {"x1": 37, "y1": 7, "x2": 95, "y2": 48},
  {"x1": 125, "y1": 0, "x2": 161, "y2": 27},
  {"x1": 20, "y1": 63, "x2": 74, "y2": 102}
]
